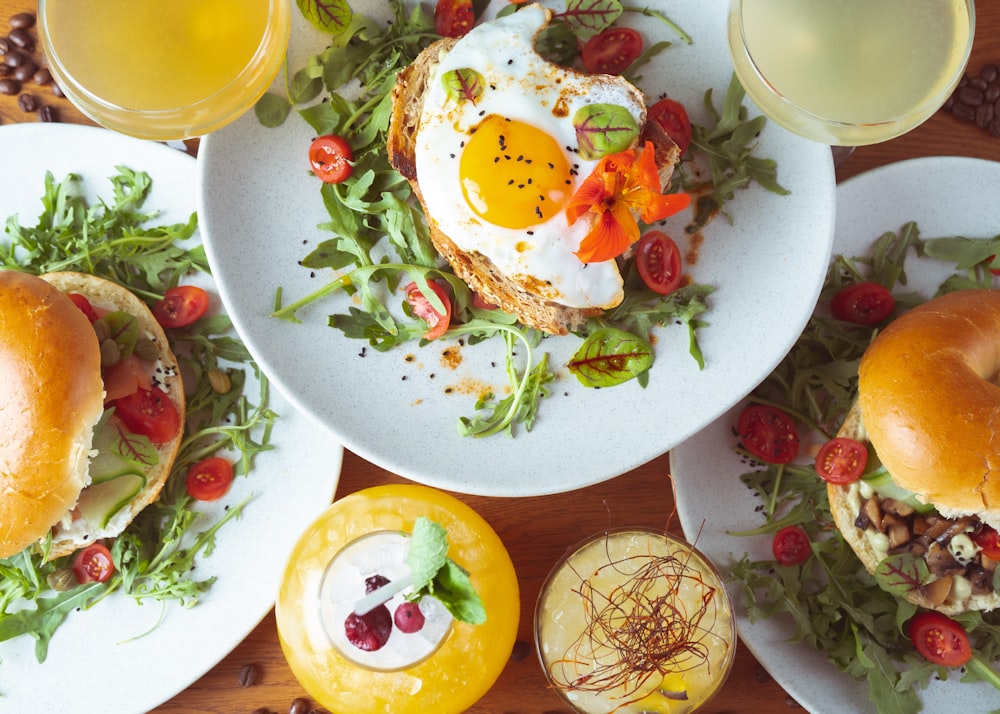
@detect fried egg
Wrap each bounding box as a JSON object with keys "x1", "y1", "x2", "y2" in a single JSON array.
[{"x1": 413, "y1": 4, "x2": 647, "y2": 310}]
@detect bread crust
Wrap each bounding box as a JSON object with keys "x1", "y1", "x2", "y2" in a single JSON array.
[
  {"x1": 0, "y1": 271, "x2": 105, "y2": 558},
  {"x1": 857, "y1": 289, "x2": 1000, "y2": 525},
  {"x1": 40, "y1": 272, "x2": 185, "y2": 559},
  {"x1": 387, "y1": 35, "x2": 681, "y2": 335}
]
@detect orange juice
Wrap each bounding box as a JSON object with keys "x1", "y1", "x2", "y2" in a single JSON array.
[
  {"x1": 275, "y1": 485, "x2": 520, "y2": 713},
  {"x1": 38, "y1": 0, "x2": 290, "y2": 139}
]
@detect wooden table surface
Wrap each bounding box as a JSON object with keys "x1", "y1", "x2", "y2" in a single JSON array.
[{"x1": 6, "y1": 2, "x2": 1000, "y2": 713}]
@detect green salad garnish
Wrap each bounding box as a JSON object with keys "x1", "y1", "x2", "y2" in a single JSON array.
[{"x1": 0, "y1": 168, "x2": 276, "y2": 664}]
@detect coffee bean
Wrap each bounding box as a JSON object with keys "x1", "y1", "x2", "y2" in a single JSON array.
[
  {"x1": 969, "y1": 76, "x2": 988, "y2": 92},
  {"x1": 8, "y1": 28, "x2": 33, "y2": 53},
  {"x1": 509, "y1": 639, "x2": 532, "y2": 660},
  {"x1": 8, "y1": 12, "x2": 35, "y2": 30},
  {"x1": 250, "y1": 709, "x2": 273, "y2": 714},
  {"x1": 0, "y1": 77, "x2": 20, "y2": 95},
  {"x1": 3, "y1": 50, "x2": 25, "y2": 68},
  {"x1": 17, "y1": 92, "x2": 36, "y2": 112},
  {"x1": 981, "y1": 63, "x2": 999, "y2": 84},
  {"x1": 957, "y1": 85, "x2": 984, "y2": 107},
  {"x1": 289, "y1": 698, "x2": 312, "y2": 714},
  {"x1": 0, "y1": 37, "x2": 9, "y2": 55},
  {"x1": 32, "y1": 67, "x2": 51, "y2": 86},
  {"x1": 51, "y1": 82, "x2": 64, "y2": 98},
  {"x1": 12, "y1": 60, "x2": 37, "y2": 83},
  {"x1": 952, "y1": 101, "x2": 976, "y2": 122},
  {"x1": 37, "y1": 105, "x2": 58, "y2": 123},
  {"x1": 238, "y1": 663, "x2": 259, "y2": 687},
  {"x1": 976, "y1": 102, "x2": 994, "y2": 128}
]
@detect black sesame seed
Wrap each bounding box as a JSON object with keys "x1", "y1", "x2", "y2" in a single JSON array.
[{"x1": 507, "y1": 59, "x2": 514, "y2": 65}]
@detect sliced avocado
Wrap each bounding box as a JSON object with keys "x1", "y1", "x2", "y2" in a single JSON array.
[{"x1": 77, "y1": 473, "x2": 146, "y2": 528}]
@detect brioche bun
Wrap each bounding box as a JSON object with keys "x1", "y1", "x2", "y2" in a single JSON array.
[
  {"x1": 857, "y1": 289, "x2": 1000, "y2": 528},
  {"x1": 0, "y1": 270, "x2": 185, "y2": 560},
  {"x1": 0, "y1": 271, "x2": 105, "y2": 558}
]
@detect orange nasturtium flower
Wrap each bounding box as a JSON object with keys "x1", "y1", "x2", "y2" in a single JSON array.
[{"x1": 565, "y1": 141, "x2": 691, "y2": 263}]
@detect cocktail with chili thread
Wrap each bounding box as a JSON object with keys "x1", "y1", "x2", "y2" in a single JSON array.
[
  {"x1": 37, "y1": 0, "x2": 290, "y2": 140},
  {"x1": 535, "y1": 528, "x2": 736, "y2": 714}
]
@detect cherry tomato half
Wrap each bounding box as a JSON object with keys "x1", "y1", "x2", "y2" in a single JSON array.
[
  {"x1": 636, "y1": 230, "x2": 683, "y2": 295},
  {"x1": 73, "y1": 542, "x2": 116, "y2": 584},
  {"x1": 434, "y1": 0, "x2": 474, "y2": 38},
  {"x1": 909, "y1": 611, "x2": 972, "y2": 667},
  {"x1": 815, "y1": 437, "x2": 868, "y2": 484},
  {"x1": 153, "y1": 285, "x2": 209, "y2": 328},
  {"x1": 973, "y1": 525, "x2": 1000, "y2": 560},
  {"x1": 830, "y1": 282, "x2": 895, "y2": 325},
  {"x1": 103, "y1": 354, "x2": 152, "y2": 404},
  {"x1": 647, "y1": 97, "x2": 692, "y2": 153},
  {"x1": 737, "y1": 404, "x2": 800, "y2": 464},
  {"x1": 68, "y1": 293, "x2": 99, "y2": 323},
  {"x1": 186, "y1": 456, "x2": 235, "y2": 501},
  {"x1": 308, "y1": 134, "x2": 354, "y2": 184},
  {"x1": 404, "y1": 280, "x2": 453, "y2": 340},
  {"x1": 112, "y1": 385, "x2": 181, "y2": 444},
  {"x1": 772, "y1": 525, "x2": 811, "y2": 566},
  {"x1": 581, "y1": 27, "x2": 643, "y2": 75}
]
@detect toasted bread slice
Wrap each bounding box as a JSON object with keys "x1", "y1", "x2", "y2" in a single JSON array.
[{"x1": 387, "y1": 38, "x2": 681, "y2": 335}]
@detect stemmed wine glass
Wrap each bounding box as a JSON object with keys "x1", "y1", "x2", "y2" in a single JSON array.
[{"x1": 728, "y1": 0, "x2": 975, "y2": 150}]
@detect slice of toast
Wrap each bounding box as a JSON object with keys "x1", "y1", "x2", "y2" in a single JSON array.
[{"x1": 387, "y1": 38, "x2": 681, "y2": 335}]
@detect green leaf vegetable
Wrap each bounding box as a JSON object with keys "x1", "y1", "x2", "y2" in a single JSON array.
[
  {"x1": 731, "y1": 222, "x2": 1000, "y2": 713},
  {"x1": 0, "y1": 168, "x2": 276, "y2": 663},
  {"x1": 260, "y1": 0, "x2": 783, "y2": 436}
]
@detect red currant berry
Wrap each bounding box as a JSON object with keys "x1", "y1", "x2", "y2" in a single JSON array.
[{"x1": 394, "y1": 601, "x2": 426, "y2": 634}]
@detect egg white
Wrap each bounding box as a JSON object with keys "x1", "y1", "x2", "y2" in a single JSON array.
[{"x1": 414, "y1": 4, "x2": 647, "y2": 310}]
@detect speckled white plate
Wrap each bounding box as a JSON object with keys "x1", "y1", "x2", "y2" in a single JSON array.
[
  {"x1": 0, "y1": 123, "x2": 341, "y2": 714},
  {"x1": 672, "y1": 156, "x2": 1000, "y2": 712},
  {"x1": 198, "y1": 0, "x2": 835, "y2": 496}
]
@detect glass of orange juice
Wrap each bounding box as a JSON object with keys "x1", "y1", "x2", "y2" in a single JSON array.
[
  {"x1": 275, "y1": 484, "x2": 520, "y2": 714},
  {"x1": 37, "y1": 0, "x2": 291, "y2": 140},
  {"x1": 535, "y1": 528, "x2": 736, "y2": 713}
]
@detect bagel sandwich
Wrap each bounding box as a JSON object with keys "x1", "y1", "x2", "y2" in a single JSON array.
[
  {"x1": 386, "y1": 4, "x2": 685, "y2": 335},
  {"x1": 0, "y1": 270, "x2": 185, "y2": 561},
  {"x1": 827, "y1": 289, "x2": 1000, "y2": 614}
]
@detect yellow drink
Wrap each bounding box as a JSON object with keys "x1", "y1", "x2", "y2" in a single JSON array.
[
  {"x1": 275, "y1": 485, "x2": 520, "y2": 714},
  {"x1": 38, "y1": 0, "x2": 290, "y2": 139},
  {"x1": 728, "y1": 0, "x2": 974, "y2": 145},
  {"x1": 535, "y1": 529, "x2": 735, "y2": 714}
]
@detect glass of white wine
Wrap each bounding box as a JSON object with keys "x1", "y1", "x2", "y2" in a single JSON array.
[{"x1": 728, "y1": 0, "x2": 975, "y2": 147}]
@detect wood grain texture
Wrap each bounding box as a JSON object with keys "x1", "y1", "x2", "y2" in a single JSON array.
[{"x1": 3, "y1": 1, "x2": 999, "y2": 712}]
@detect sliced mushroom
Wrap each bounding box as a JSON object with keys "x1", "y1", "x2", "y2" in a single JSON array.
[
  {"x1": 857, "y1": 496, "x2": 882, "y2": 533},
  {"x1": 921, "y1": 575, "x2": 954, "y2": 608},
  {"x1": 926, "y1": 541, "x2": 966, "y2": 577},
  {"x1": 968, "y1": 564, "x2": 993, "y2": 595},
  {"x1": 881, "y1": 498, "x2": 915, "y2": 518},
  {"x1": 886, "y1": 523, "x2": 911, "y2": 549}
]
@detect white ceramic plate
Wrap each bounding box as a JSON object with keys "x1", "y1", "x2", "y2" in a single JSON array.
[
  {"x1": 0, "y1": 123, "x2": 342, "y2": 714},
  {"x1": 672, "y1": 156, "x2": 1000, "y2": 712},
  {"x1": 199, "y1": 0, "x2": 835, "y2": 496}
]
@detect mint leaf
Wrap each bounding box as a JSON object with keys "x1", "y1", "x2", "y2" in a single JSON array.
[
  {"x1": 432, "y1": 560, "x2": 486, "y2": 624},
  {"x1": 407, "y1": 517, "x2": 449, "y2": 591}
]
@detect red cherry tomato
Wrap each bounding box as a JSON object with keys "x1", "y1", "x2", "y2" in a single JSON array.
[
  {"x1": 434, "y1": 0, "x2": 474, "y2": 38},
  {"x1": 186, "y1": 457, "x2": 235, "y2": 501},
  {"x1": 737, "y1": 404, "x2": 800, "y2": 464},
  {"x1": 73, "y1": 543, "x2": 116, "y2": 584},
  {"x1": 772, "y1": 525, "x2": 811, "y2": 566},
  {"x1": 647, "y1": 97, "x2": 692, "y2": 153},
  {"x1": 909, "y1": 611, "x2": 972, "y2": 667},
  {"x1": 68, "y1": 293, "x2": 99, "y2": 322},
  {"x1": 308, "y1": 134, "x2": 354, "y2": 184},
  {"x1": 112, "y1": 385, "x2": 181, "y2": 444},
  {"x1": 830, "y1": 282, "x2": 895, "y2": 325},
  {"x1": 814, "y1": 437, "x2": 868, "y2": 484},
  {"x1": 404, "y1": 280, "x2": 452, "y2": 340},
  {"x1": 153, "y1": 285, "x2": 209, "y2": 328},
  {"x1": 581, "y1": 27, "x2": 643, "y2": 75},
  {"x1": 636, "y1": 230, "x2": 683, "y2": 295},
  {"x1": 973, "y1": 525, "x2": 1000, "y2": 560}
]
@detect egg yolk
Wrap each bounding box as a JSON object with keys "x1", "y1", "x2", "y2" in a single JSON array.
[{"x1": 459, "y1": 115, "x2": 572, "y2": 230}]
